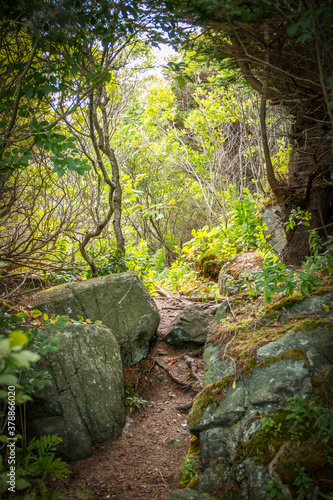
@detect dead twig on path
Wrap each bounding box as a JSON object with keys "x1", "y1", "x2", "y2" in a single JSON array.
[
  {"x1": 155, "y1": 288, "x2": 172, "y2": 298},
  {"x1": 153, "y1": 359, "x2": 191, "y2": 388},
  {"x1": 175, "y1": 401, "x2": 193, "y2": 412}
]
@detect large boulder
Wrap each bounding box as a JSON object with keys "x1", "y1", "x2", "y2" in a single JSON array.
[
  {"x1": 34, "y1": 271, "x2": 160, "y2": 366},
  {"x1": 27, "y1": 323, "x2": 125, "y2": 461},
  {"x1": 163, "y1": 304, "x2": 214, "y2": 349}
]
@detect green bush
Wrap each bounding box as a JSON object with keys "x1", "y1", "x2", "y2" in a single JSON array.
[{"x1": 0, "y1": 306, "x2": 70, "y2": 498}]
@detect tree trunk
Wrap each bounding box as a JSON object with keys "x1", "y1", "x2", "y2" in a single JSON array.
[{"x1": 281, "y1": 113, "x2": 333, "y2": 265}]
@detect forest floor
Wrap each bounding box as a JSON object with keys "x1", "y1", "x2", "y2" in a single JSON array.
[{"x1": 50, "y1": 295, "x2": 205, "y2": 500}]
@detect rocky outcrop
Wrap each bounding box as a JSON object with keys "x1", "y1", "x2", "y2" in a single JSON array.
[
  {"x1": 27, "y1": 323, "x2": 126, "y2": 462},
  {"x1": 170, "y1": 286, "x2": 333, "y2": 499},
  {"x1": 34, "y1": 271, "x2": 160, "y2": 366}
]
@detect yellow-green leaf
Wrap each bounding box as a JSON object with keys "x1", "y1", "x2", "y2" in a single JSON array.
[
  {"x1": 9, "y1": 330, "x2": 28, "y2": 348},
  {"x1": 31, "y1": 309, "x2": 42, "y2": 318}
]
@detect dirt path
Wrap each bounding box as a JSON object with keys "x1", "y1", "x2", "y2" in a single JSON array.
[{"x1": 53, "y1": 297, "x2": 204, "y2": 500}]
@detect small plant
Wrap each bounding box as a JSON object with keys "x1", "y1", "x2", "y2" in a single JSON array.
[
  {"x1": 285, "y1": 207, "x2": 311, "y2": 232},
  {"x1": 293, "y1": 464, "x2": 314, "y2": 499},
  {"x1": 0, "y1": 433, "x2": 70, "y2": 497},
  {"x1": 125, "y1": 396, "x2": 148, "y2": 413},
  {"x1": 172, "y1": 436, "x2": 182, "y2": 446},
  {"x1": 179, "y1": 455, "x2": 197, "y2": 486},
  {"x1": 249, "y1": 230, "x2": 333, "y2": 303},
  {"x1": 168, "y1": 391, "x2": 176, "y2": 398},
  {"x1": 260, "y1": 417, "x2": 283, "y2": 438},
  {"x1": 264, "y1": 476, "x2": 289, "y2": 499}
]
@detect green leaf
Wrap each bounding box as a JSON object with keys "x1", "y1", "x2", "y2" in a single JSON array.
[
  {"x1": 54, "y1": 315, "x2": 68, "y2": 328},
  {"x1": 0, "y1": 338, "x2": 10, "y2": 354},
  {"x1": 22, "y1": 85, "x2": 34, "y2": 98},
  {"x1": 177, "y1": 76, "x2": 186, "y2": 88},
  {"x1": 9, "y1": 350, "x2": 40, "y2": 367},
  {"x1": 9, "y1": 330, "x2": 28, "y2": 348},
  {"x1": 31, "y1": 310, "x2": 42, "y2": 318},
  {"x1": 16, "y1": 478, "x2": 30, "y2": 490},
  {"x1": 0, "y1": 374, "x2": 18, "y2": 386}
]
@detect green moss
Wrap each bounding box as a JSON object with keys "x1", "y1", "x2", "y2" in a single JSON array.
[
  {"x1": 264, "y1": 277, "x2": 333, "y2": 318},
  {"x1": 291, "y1": 319, "x2": 332, "y2": 333},
  {"x1": 276, "y1": 438, "x2": 333, "y2": 494},
  {"x1": 266, "y1": 292, "x2": 305, "y2": 316},
  {"x1": 188, "y1": 437, "x2": 201, "y2": 456},
  {"x1": 185, "y1": 477, "x2": 198, "y2": 490},
  {"x1": 231, "y1": 289, "x2": 259, "y2": 306},
  {"x1": 245, "y1": 430, "x2": 278, "y2": 465},
  {"x1": 187, "y1": 376, "x2": 233, "y2": 428},
  {"x1": 260, "y1": 349, "x2": 309, "y2": 369},
  {"x1": 244, "y1": 410, "x2": 291, "y2": 464},
  {"x1": 244, "y1": 357, "x2": 257, "y2": 374}
]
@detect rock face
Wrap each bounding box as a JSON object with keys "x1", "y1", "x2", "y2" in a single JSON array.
[
  {"x1": 34, "y1": 271, "x2": 160, "y2": 366},
  {"x1": 163, "y1": 304, "x2": 214, "y2": 349},
  {"x1": 262, "y1": 206, "x2": 286, "y2": 254},
  {"x1": 173, "y1": 287, "x2": 333, "y2": 499},
  {"x1": 27, "y1": 323, "x2": 126, "y2": 462}
]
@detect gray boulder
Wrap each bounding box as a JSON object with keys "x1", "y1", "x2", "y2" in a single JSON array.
[
  {"x1": 163, "y1": 304, "x2": 214, "y2": 349},
  {"x1": 28, "y1": 323, "x2": 125, "y2": 461},
  {"x1": 34, "y1": 271, "x2": 160, "y2": 366},
  {"x1": 262, "y1": 206, "x2": 286, "y2": 254},
  {"x1": 256, "y1": 321, "x2": 333, "y2": 377},
  {"x1": 189, "y1": 356, "x2": 312, "y2": 437},
  {"x1": 279, "y1": 292, "x2": 333, "y2": 321},
  {"x1": 203, "y1": 343, "x2": 235, "y2": 387}
]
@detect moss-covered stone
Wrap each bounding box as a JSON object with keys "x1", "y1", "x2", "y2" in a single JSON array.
[
  {"x1": 187, "y1": 377, "x2": 233, "y2": 429},
  {"x1": 259, "y1": 348, "x2": 309, "y2": 369},
  {"x1": 208, "y1": 316, "x2": 318, "y2": 378},
  {"x1": 263, "y1": 277, "x2": 333, "y2": 319},
  {"x1": 244, "y1": 410, "x2": 291, "y2": 465},
  {"x1": 291, "y1": 319, "x2": 332, "y2": 333}
]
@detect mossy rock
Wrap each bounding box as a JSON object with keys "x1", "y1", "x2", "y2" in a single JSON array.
[
  {"x1": 259, "y1": 348, "x2": 309, "y2": 369},
  {"x1": 187, "y1": 377, "x2": 233, "y2": 430},
  {"x1": 263, "y1": 277, "x2": 333, "y2": 321}
]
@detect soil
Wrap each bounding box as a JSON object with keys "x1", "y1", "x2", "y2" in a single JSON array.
[{"x1": 49, "y1": 296, "x2": 205, "y2": 500}]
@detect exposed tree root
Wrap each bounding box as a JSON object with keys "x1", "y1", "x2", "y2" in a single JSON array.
[
  {"x1": 268, "y1": 442, "x2": 294, "y2": 500},
  {"x1": 153, "y1": 359, "x2": 191, "y2": 388}
]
